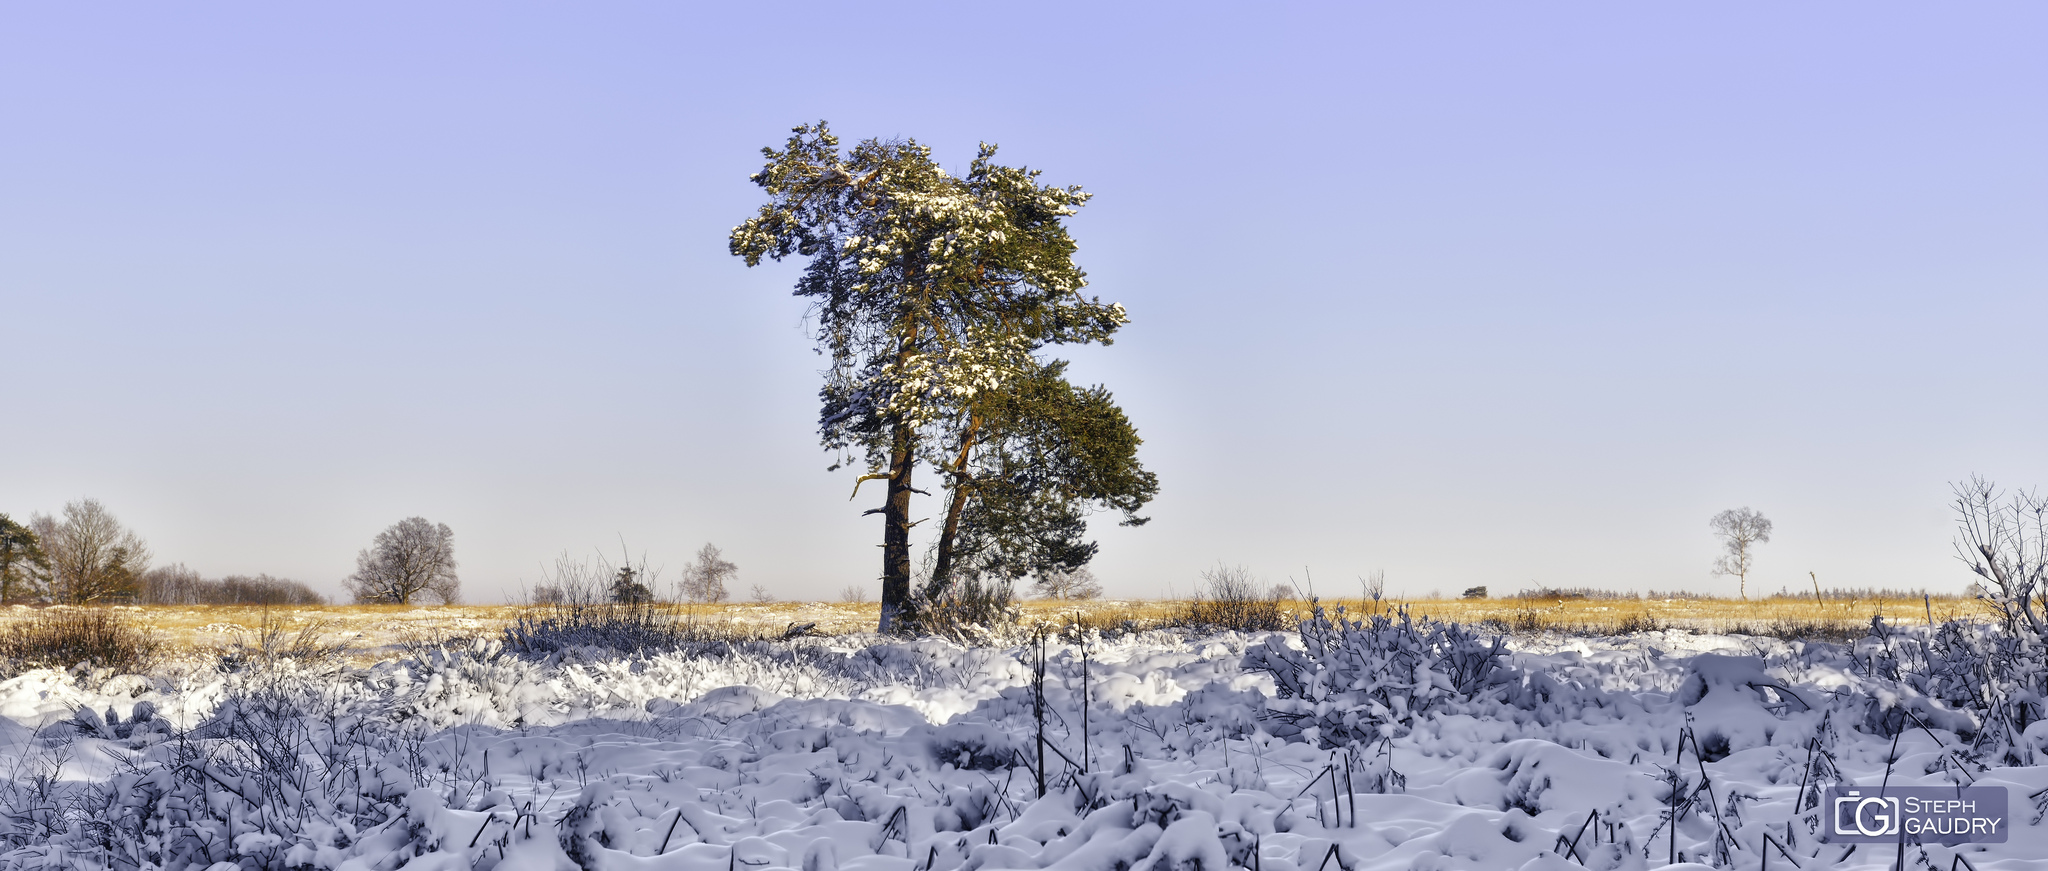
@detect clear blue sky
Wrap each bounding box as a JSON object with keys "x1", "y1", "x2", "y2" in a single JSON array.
[{"x1": 3, "y1": 3, "x2": 2043, "y2": 602}]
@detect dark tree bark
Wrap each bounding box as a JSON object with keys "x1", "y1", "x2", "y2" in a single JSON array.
[
  {"x1": 928, "y1": 418, "x2": 982, "y2": 593},
  {"x1": 879, "y1": 418, "x2": 916, "y2": 631}
]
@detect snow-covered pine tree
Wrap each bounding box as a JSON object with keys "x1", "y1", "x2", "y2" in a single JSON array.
[{"x1": 731, "y1": 123, "x2": 1131, "y2": 631}]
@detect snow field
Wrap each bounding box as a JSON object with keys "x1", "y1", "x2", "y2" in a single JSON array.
[{"x1": 0, "y1": 617, "x2": 2043, "y2": 870}]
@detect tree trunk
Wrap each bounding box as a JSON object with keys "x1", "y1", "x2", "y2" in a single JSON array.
[
  {"x1": 928, "y1": 418, "x2": 982, "y2": 593},
  {"x1": 878, "y1": 418, "x2": 916, "y2": 632}
]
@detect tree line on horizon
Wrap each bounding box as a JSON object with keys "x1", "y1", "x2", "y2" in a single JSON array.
[
  {"x1": 0, "y1": 500, "x2": 762, "y2": 609},
  {"x1": 0, "y1": 500, "x2": 471, "y2": 607},
  {"x1": 0, "y1": 499, "x2": 323, "y2": 606}
]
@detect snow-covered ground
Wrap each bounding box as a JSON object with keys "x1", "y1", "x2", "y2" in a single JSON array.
[{"x1": 0, "y1": 613, "x2": 2040, "y2": 870}]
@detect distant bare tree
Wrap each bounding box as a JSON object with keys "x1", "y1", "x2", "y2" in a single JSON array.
[
  {"x1": 839, "y1": 584, "x2": 871, "y2": 604},
  {"x1": 1031, "y1": 567, "x2": 1102, "y2": 600},
  {"x1": 679, "y1": 543, "x2": 736, "y2": 603},
  {"x1": 1952, "y1": 475, "x2": 2047, "y2": 633},
  {"x1": 34, "y1": 499, "x2": 151, "y2": 604},
  {"x1": 0, "y1": 514, "x2": 50, "y2": 605},
  {"x1": 346, "y1": 517, "x2": 459, "y2": 605},
  {"x1": 748, "y1": 583, "x2": 776, "y2": 603},
  {"x1": 1709, "y1": 507, "x2": 1773, "y2": 599}
]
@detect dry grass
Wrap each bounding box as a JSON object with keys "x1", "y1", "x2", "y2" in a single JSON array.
[
  {"x1": 19, "y1": 602, "x2": 887, "y2": 663},
  {"x1": 0, "y1": 608, "x2": 163, "y2": 675},
  {"x1": 1307, "y1": 592, "x2": 1989, "y2": 639},
  {"x1": 1029, "y1": 592, "x2": 1990, "y2": 639},
  {"x1": 0, "y1": 592, "x2": 1989, "y2": 661}
]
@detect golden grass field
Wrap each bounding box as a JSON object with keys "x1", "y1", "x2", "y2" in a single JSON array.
[{"x1": 12, "y1": 590, "x2": 1986, "y2": 664}]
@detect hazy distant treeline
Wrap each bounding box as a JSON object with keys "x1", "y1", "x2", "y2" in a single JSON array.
[{"x1": 140, "y1": 565, "x2": 325, "y2": 606}]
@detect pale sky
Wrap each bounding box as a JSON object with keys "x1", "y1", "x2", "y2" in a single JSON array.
[{"x1": 3, "y1": 4, "x2": 2044, "y2": 603}]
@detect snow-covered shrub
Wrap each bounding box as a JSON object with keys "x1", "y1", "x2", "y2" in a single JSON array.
[
  {"x1": 1243, "y1": 601, "x2": 1509, "y2": 748},
  {"x1": 905, "y1": 574, "x2": 1020, "y2": 641},
  {"x1": 927, "y1": 721, "x2": 1023, "y2": 770},
  {"x1": 0, "y1": 680, "x2": 484, "y2": 870},
  {"x1": 68, "y1": 700, "x2": 166, "y2": 746},
  {"x1": 213, "y1": 609, "x2": 349, "y2": 674},
  {"x1": 1674, "y1": 653, "x2": 1808, "y2": 761},
  {"x1": 1856, "y1": 613, "x2": 2046, "y2": 766}
]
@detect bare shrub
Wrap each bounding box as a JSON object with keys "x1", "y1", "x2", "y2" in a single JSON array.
[
  {"x1": 503, "y1": 607, "x2": 762, "y2": 656},
  {"x1": 217, "y1": 609, "x2": 349, "y2": 672},
  {"x1": 1482, "y1": 605, "x2": 1667, "y2": 637},
  {"x1": 1952, "y1": 475, "x2": 2047, "y2": 633},
  {"x1": 1485, "y1": 605, "x2": 1552, "y2": 634},
  {"x1": 840, "y1": 584, "x2": 872, "y2": 603},
  {"x1": 1614, "y1": 611, "x2": 1664, "y2": 634},
  {"x1": 1359, "y1": 569, "x2": 1386, "y2": 608},
  {"x1": 749, "y1": 583, "x2": 777, "y2": 603},
  {"x1": 1172, "y1": 564, "x2": 1285, "y2": 632},
  {"x1": 524, "y1": 552, "x2": 620, "y2": 607},
  {"x1": 1725, "y1": 618, "x2": 1864, "y2": 644},
  {"x1": 0, "y1": 609, "x2": 161, "y2": 675},
  {"x1": 504, "y1": 551, "x2": 756, "y2": 655}
]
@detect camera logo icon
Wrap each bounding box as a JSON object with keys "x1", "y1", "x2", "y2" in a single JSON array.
[
  {"x1": 1833, "y1": 790, "x2": 1901, "y2": 837},
  {"x1": 1822, "y1": 785, "x2": 2007, "y2": 844}
]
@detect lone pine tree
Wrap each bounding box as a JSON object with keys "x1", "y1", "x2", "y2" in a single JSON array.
[{"x1": 730, "y1": 122, "x2": 1152, "y2": 631}]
